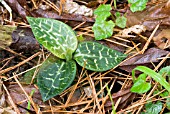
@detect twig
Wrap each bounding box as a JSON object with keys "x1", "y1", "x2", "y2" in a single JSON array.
[
  {"x1": 141, "y1": 24, "x2": 160, "y2": 54},
  {"x1": 13, "y1": 75, "x2": 40, "y2": 114},
  {"x1": 0, "y1": 52, "x2": 41, "y2": 75},
  {"x1": 3, "y1": 84, "x2": 21, "y2": 114}
]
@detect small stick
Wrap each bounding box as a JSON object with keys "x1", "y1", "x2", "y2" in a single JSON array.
[
  {"x1": 3, "y1": 84, "x2": 21, "y2": 114},
  {"x1": 0, "y1": 52, "x2": 41, "y2": 75},
  {"x1": 141, "y1": 24, "x2": 160, "y2": 54}
]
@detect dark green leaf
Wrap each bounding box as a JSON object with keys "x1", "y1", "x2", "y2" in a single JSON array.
[
  {"x1": 128, "y1": 0, "x2": 148, "y2": 12},
  {"x1": 94, "y1": 4, "x2": 112, "y2": 22},
  {"x1": 74, "y1": 42, "x2": 127, "y2": 71},
  {"x1": 92, "y1": 21, "x2": 115, "y2": 40},
  {"x1": 130, "y1": 79, "x2": 151, "y2": 94},
  {"x1": 37, "y1": 56, "x2": 76, "y2": 101},
  {"x1": 26, "y1": 17, "x2": 78, "y2": 60},
  {"x1": 144, "y1": 101, "x2": 163, "y2": 114}
]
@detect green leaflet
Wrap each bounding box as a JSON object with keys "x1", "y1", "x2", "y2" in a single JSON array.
[
  {"x1": 94, "y1": 4, "x2": 112, "y2": 23},
  {"x1": 27, "y1": 17, "x2": 77, "y2": 60},
  {"x1": 92, "y1": 4, "x2": 115, "y2": 40},
  {"x1": 159, "y1": 66, "x2": 170, "y2": 76},
  {"x1": 92, "y1": 21, "x2": 115, "y2": 40},
  {"x1": 130, "y1": 73, "x2": 151, "y2": 94},
  {"x1": 37, "y1": 56, "x2": 76, "y2": 101},
  {"x1": 115, "y1": 12, "x2": 127, "y2": 28},
  {"x1": 128, "y1": 0, "x2": 148, "y2": 12},
  {"x1": 74, "y1": 42, "x2": 127, "y2": 71}
]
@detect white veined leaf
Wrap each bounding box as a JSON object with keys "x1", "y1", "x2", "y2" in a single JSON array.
[
  {"x1": 27, "y1": 17, "x2": 78, "y2": 60},
  {"x1": 37, "y1": 56, "x2": 76, "y2": 101},
  {"x1": 74, "y1": 41, "x2": 127, "y2": 71}
]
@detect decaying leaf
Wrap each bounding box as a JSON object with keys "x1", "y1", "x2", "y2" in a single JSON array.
[
  {"x1": 7, "y1": 85, "x2": 44, "y2": 113},
  {"x1": 63, "y1": 0, "x2": 93, "y2": 17},
  {"x1": 153, "y1": 29, "x2": 170, "y2": 49},
  {"x1": 126, "y1": 2, "x2": 170, "y2": 31},
  {"x1": 119, "y1": 48, "x2": 169, "y2": 73},
  {"x1": 69, "y1": 89, "x2": 81, "y2": 103},
  {"x1": 0, "y1": 80, "x2": 17, "y2": 114},
  {"x1": 10, "y1": 27, "x2": 40, "y2": 53},
  {"x1": 118, "y1": 25, "x2": 146, "y2": 36},
  {"x1": 119, "y1": 25, "x2": 146, "y2": 36}
]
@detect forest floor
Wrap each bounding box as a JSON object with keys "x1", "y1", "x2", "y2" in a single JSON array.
[{"x1": 0, "y1": 0, "x2": 170, "y2": 114}]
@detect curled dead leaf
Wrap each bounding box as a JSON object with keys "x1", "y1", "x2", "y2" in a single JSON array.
[
  {"x1": 119, "y1": 25, "x2": 146, "y2": 36},
  {"x1": 153, "y1": 29, "x2": 170, "y2": 49},
  {"x1": 119, "y1": 48, "x2": 169, "y2": 73},
  {"x1": 63, "y1": 0, "x2": 93, "y2": 17},
  {"x1": 7, "y1": 85, "x2": 44, "y2": 113}
]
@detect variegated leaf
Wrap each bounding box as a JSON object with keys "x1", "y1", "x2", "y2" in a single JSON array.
[
  {"x1": 37, "y1": 56, "x2": 76, "y2": 101},
  {"x1": 27, "y1": 17, "x2": 77, "y2": 60},
  {"x1": 74, "y1": 42, "x2": 127, "y2": 71}
]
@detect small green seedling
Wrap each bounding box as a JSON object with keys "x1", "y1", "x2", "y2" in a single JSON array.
[
  {"x1": 92, "y1": 4, "x2": 127, "y2": 40},
  {"x1": 131, "y1": 66, "x2": 170, "y2": 113},
  {"x1": 131, "y1": 66, "x2": 170, "y2": 94},
  {"x1": 27, "y1": 17, "x2": 127, "y2": 101},
  {"x1": 106, "y1": 85, "x2": 116, "y2": 114}
]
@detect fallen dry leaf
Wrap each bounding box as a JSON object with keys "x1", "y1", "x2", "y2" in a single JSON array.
[
  {"x1": 126, "y1": 2, "x2": 170, "y2": 31},
  {"x1": 84, "y1": 86, "x2": 93, "y2": 97},
  {"x1": 7, "y1": 85, "x2": 44, "y2": 113},
  {"x1": 63, "y1": 0, "x2": 93, "y2": 16},
  {"x1": 118, "y1": 25, "x2": 146, "y2": 36},
  {"x1": 10, "y1": 27, "x2": 40, "y2": 53},
  {"x1": 4, "y1": 0, "x2": 30, "y2": 20},
  {"x1": 153, "y1": 29, "x2": 170, "y2": 49},
  {"x1": 32, "y1": 8, "x2": 94, "y2": 23},
  {"x1": 119, "y1": 48, "x2": 169, "y2": 73}
]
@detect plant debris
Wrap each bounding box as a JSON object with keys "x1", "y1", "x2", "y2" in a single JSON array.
[{"x1": 0, "y1": 0, "x2": 170, "y2": 113}]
